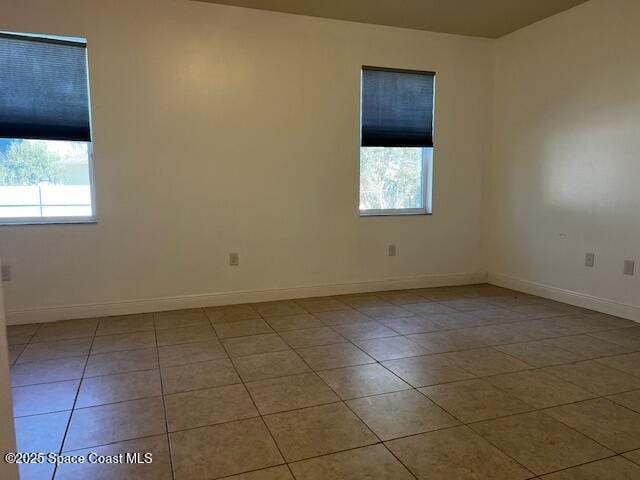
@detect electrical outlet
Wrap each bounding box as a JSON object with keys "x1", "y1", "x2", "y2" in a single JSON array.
[
  {"x1": 229, "y1": 253, "x2": 239, "y2": 267},
  {"x1": 624, "y1": 260, "x2": 635, "y2": 276},
  {"x1": 1, "y1": 265, "x2": 11, "y2": 282},
  {"x1": 585, "y1": 253, "x2": 595, "y2": 268},
  {"x1": 388, "y1": 244, "x2": 397, "y2": 257}
]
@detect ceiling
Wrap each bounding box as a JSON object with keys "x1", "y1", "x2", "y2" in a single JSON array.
[{"x1": 194, "y1": 0, "x2": 589, "y2": 38}]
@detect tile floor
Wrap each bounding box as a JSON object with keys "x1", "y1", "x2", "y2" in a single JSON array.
[{"x1": 7, "y1": 283, "x2": 640, "y2": 479}]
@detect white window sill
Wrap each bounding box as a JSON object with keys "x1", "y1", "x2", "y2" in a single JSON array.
[{"x1": 0, "y1": 217, "x2": 97, "y2": 226}]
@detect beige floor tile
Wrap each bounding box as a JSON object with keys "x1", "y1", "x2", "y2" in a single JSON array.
[
  {"x1": 223, "y1": 333, "x2": 290, "y2": 357},
  {"x1": 439, "y1": 297, "x2": 496, "y2": 311},
  {"x1": 554, "y1": 315, "x2": 632, "y2": 334},
  {"x1": 331, "y1": 321, "x2": 397, "y2": 341},
  {"x1": 252, "y1": 301, "x2": 306, "y2": 316},
  {"x1": 8, "y1": 344, "x2": 25, "y2": 365},
  {"x1": 31, "y1": 322, "x2": 96, "y2": 343},
  {"x1": 170, "y1": 418, "x2": 283, "y2": 479},
  {"x1": 545, "y1": 398, "x2": 640, "y2": 453},
  {"x1": 544, "y1": 360, "x2": 640, "y2": 396},
  {"x1": 263, "y1": 313, "x2": 324, "y2": 332},
  {"x1": 165, "y1": 384, "x2": 258, "y2": 431},
  {"x1": 156, "y1": 324, "x2": 217, "y2": 346},
  {"x1": 158, "y1": 339, "x2": 227, "y2": 368},
  {"x1": 379, "y1": 316, "x2": 445, "y2": 335},
  {"x1": 540, "y1": 456, "x2": 640, "y2": 480},
  {"x1": 461, "y1": 324, "x2": 533, "y2": 346},
  {"x1": 356, "y1": 305, "x2": 414, "y2": 320},
  {"x1": 318, "y1": 364, "x2": 410, "y2": 400},
  {"x1": 224, "y1": 466, "x2": 294, "y2": 480},
  {"x1": 296, "y1": 343, "x2": 374, "y2": 370},
  {"x1": 7, "y1": 324, "x2": 40, "y2": 336},
  {"x1": 487, "y1": 369, "x2": 595, "y2": 408},
  {"x1": 56, "y1": 435, "x2": 173, "y2": 480},
  {"x1": 296, "y1": 298, "x2": 350, "y2": 313},
  {"x1": 336, "y1": 294, "x2": 389, "y2": 308},
  {"x1": 214, "y1": 319, "x2": 274, "y2": 339},
  {"x1": 279, "y1": 327, "x2": 346, "y2": 348},
  {"x1": 624, "y1": 449, "x2": 640, "y2": 465},
  {"x1": 14, "y1": 410, "x2": 70, "y2": 480},
  {"x1": 91, "y1": 331, "x2": 156, "y2": 354},
  {"x1": 161, "y1": 357, "x2": 240, "y2": 394},
  {"x1": 14, "y1": 409, "x2": 70, "y2": 452},
  {"x1": 10, "y1": 356, "x2": 86, "y2": 387},
  {"x1": 435, "y1": 311, "x2": 498, "y2": 329},
  {"x1": 377, "y1": 291, "x2": 431, "y2": 305},
  {"x1": 386, "y1": 425, "x2": 532, "y2": 480},
  {"x1": 206, "y1": 305, "x2": 261, "y2": 324},
  {"x1": 12, "y1": 380, "x2": 79, "y2": 417},
  {"x1": 403, "y1": 302, "x2": 458, "y2": 316},
  {"x1": 314, "y1": 309, "x2": 372, "y2": 326},
  {"x1": 421, "y1": 379, "x2": 532, "y2": 423},
  {"x1": 153, "y1": 309, "x2": 208, "y2": 330},
  {"x1": 354, "y1": 336, "x2": 428, "y2": 361},
  {"x1": 511, "y1": 303, "x2": 572, "y2": 319},
  {"x1": 494, "y1": 341, "x2": 580, "y2": 367},
  {"x1": 289, "y1": 444, "x2": 413, "y2": 480},
  {"x1": 442, "y1": 347, "x2": 531, "y2": 377},
  {"x1": 7, "y1": 332, "x2": 33, "y2": 346},
  {"x1": 591, "y1": 327, "x2": 640, "y2": 350},
  {"x1": 382, "y1": 354, "x2": 475, "y2": 387},
  {"x1": 96, "y1": 314, "x2": 154, "y2": 336},
  {"x1": 16, "y1": 338, "x2": 91, "y2": 363},
  {"x1": 544, "y1": 335, "x2": 632, "y2": 360},
  {"x1": 77, "y1": 369, "x2": 161, "y2": 408},
  {"x1": 64, "y1": 397, "x2": 166, "y2": 451},
  {"x1": 508, "y1": 318, "x2": 576, "y2": 340},
  {"x1": 233, "y1": 350, "x2": 310, "y2": 382},
  {"x1": 406, "y1": 330, "x2": 485, "y2": 354},
  {"x1": 469, "y1": 306, "x2": 531, "y2": 324},
  {"x1": 608, "y1": 389, "x2": 640, "y2": 413},
  {"x1": 245, "y1": 373, "x2": 339, "y2": 414},
  {"x1": 84, "y1": 347, "x2": 159, "y2": 377},
  {"x1": 347, "y1": 389, "x2": 459, "y2": 440},
  {"x1": 597, "y1": 352, "x2": 640, "y2": 377},
  {"x1": 263, "y1": 403, "x2": 377, "y2": 462},
  {"x1": 470, "y1": 411, "x2": 613, "y2": 475}
]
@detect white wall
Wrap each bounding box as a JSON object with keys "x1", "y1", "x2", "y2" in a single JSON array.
[
  {"x1": 0, "y1": 261, "x2": 19, "y2": 480},
  {"x1": 0, "y1": 0, "x2": 492, "y2": 323},
  {"x1": 488, "y1": 0, "x2": 640, "y2": 318}
]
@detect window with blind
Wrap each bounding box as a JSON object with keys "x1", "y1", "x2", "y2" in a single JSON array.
[
  {"x1": 359, "y1": 66, "x2": 435, "y2": 216},
  {"x1": 0, "y1": 32, "x2": 95, "y2": 224}
]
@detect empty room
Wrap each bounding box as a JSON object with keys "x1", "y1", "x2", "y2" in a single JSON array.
[{"x1": 1, "y1": 0, "x2": 639, "y2": 479}]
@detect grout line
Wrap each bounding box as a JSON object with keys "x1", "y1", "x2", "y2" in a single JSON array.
[
  {"x1": 52, "y1": 322, "x2": 97, "y2": 479},
  {"x1": 151, "y1": 312, "x2": 176, "y2": 480}
]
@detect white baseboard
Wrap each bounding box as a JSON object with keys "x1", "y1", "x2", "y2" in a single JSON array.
[
  {"x1": 6, "y1": 272, "x2": 488, "y2": 325},
  {"x1": 488, "y1": 272, "x2": 640, "y2": 322}
]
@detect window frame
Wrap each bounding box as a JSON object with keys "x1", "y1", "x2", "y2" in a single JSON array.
[
  {"x1": 0, "y1": 31, "x2": 96, "y2": 226},
  {"x1": 358, "y1": 66, "x2": 435, "y2": 217},
  {"x1": 359, "y1": 147, "x2": 433, "y2": 217}
]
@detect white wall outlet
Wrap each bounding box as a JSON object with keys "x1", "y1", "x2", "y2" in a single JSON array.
[
  {"x1": 585, "y1": 253, "x2": 595, "y2": 268},
  {"x1": 229, "y1": 253, "x2": 239, "y2": 266},
  {"x1": 1, "y1": 265, "x2": 11, "y2": 282},
  {"x1": 388, "y1": 244, "x2": 397, "y2": 257},
  {"x1": 624, "y1": 260, "x2": 635, "y2": 276}
]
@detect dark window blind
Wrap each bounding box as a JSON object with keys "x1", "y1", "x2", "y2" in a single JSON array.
[
  {"x1": 0, "y1": 33, "x2": 91, "y2": 142},
  {"x1": 361, "y1": 67, "x2": 434, "y2": 148}
]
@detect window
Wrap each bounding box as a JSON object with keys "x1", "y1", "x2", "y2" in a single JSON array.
[
  {"x1": 359, "y1": 66, "x2": 435, "y2": 216},
  {"x1": 0, "y1": 32, "x2": 94, "y2": 224}
]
